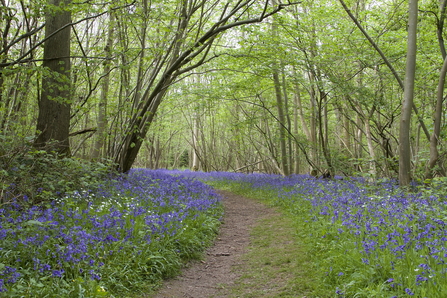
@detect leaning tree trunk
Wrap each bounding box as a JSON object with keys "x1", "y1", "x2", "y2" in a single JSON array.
[
  {"x1": 113, "y1": 0, "x2": 297, "y2": 172},
  {"x1": 35, "y1": 0, "x2": 72, "y2": 155}
]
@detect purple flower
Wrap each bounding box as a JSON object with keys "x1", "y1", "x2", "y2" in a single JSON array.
[
  {"x1": 89, "y1": 270, "x2": 101, "y2": 280},
  {"x1": 52, "y1": 269, "x2": 64, "y2": 277},
  {"x1": 416, "y1": 275, "x2": 428, "y2": 283},
  {"x1": 405, "y1": 288, "x2": 414, "y2": 295},
  {"x1": 335, "y1": 287, "x2": 343, "y2": 295},
  {"x1": 0, "y1": 279, "x2": 6, "y2": 292}
]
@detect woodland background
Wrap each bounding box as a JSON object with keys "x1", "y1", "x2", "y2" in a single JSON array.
[{"x1": 1, "y1": 0, "x2": 447, "y2": 186}]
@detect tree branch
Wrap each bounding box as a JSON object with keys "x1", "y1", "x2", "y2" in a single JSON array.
[
  {"x1": 338, "y1": 0, "x2": 430, "y2": 142},
  {"x1": 69, "y1": 127, "x2": 97, "y2": 137},
  {"x1": 0, "y1": 1, "x2": 136, "y2": 68}
]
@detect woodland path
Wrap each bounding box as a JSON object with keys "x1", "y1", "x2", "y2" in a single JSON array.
[{"x1": 150, "y1": 190, "x2": 278, "y2": 298}]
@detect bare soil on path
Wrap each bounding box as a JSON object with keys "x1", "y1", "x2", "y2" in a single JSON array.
[{"x1": 150, "y1": 190, "x2": 277, "y2": 298}]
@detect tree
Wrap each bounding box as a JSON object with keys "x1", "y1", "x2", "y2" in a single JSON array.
[
  {"x1": 113, "y1": 0, "x2": 299, "y2": 172},
  {"x1": 35, "y1": 0, "x2": 72, "y2": 155},
  {"x1": 92, "y1": 11, "x2": 114, "y2": 160},
  {"x1": 425, "y1": 0, "x2": 447, "y2": 179},
  {"x1": 399, "y1": 0, "x2": 418, "y2": 186}
]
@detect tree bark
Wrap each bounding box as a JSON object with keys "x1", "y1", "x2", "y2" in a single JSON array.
[
  {"x1": 425, "y1": 55, "x2": 447, "y2": 178},
  {"x1": 281, "y1": 69, "x2": 293, "y2": 172},
  {"x1": 425, "y1": 0, "x2": 447, "y2": 178},
  {"x1": 437, "y1": 0, "x2": 447, "y2": 59},
  {"x1": 35, "y1": 0, "x2": 72, "y2": 155},
  {"x1": 273, "y1": 70, "x2": 289, "y2": 176},
  {"x1": 191, "y1": 110, "x2": 200, "y2": 171},
  {"x1": 399, "y1": 0, "x2": 418, "y2": 186},
  {"x1": 92, "y1": 11, "x2": 114, "y2": 160},
  {"x1": 365, "y1": 108, "x2": 377, "y2": 177},
  {"x1": 113, "y1": 0, "x2": 297, "y2": 172},
  {"x1": 339, "y1": 0, "x2": 430, "y2": 142}
]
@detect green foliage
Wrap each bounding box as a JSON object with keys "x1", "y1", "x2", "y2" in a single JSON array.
[
  {"x1": 0, "y1": 134, "x2": 115, "y2": 206},
  {"x1": 0, "y1": 169, "x2": 222, "y2": 297},
  {"x1": 208, "y1": 174, "x2": 447, "y2": 297}
]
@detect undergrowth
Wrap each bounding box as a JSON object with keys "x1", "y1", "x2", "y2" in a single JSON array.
[
  {"x1": 0, "y1": 153, "x2": 222, "y2": 297},
  {"x1": 174, "y1": 170, "x2": 447, "y2": 298}
]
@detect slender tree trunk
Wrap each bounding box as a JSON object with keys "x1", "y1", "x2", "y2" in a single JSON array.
[
  {"x1": 355, "y1": 114, "x2": 363, "y2": 171},
  {"x1": 273, "y1": 70, "x2": 289, "y2": 176},
  {"x1": 426, "y1": 55, "x2": 447, "y2": 178},
  {"x1": 399, "y1": 0, "x2": 418, "y2": 186},
  {"x1": 307, "y1": 72, "x2": 318, "y2": 164},
  {"x1": 437, "y1": 0, "x2": 447, "y2": 58},
  {"x1": 365, "y1": 109, "x2": 377, "y2": 177},
  {"x1": 192, "y1": 110, "x2": 200, "y2": 171},
  {"x1": 293, "y1": 91, "x2": 301, "y2": 173},
  {"x1": 35, "y1": 0, "x2": 72, "y2": 155},
  {"x1": 342, "y1": 105, "x2": 352, "y2": 152},
  {"x1": 339, "y1": 0, "x2": 430, "y2": 142},
  {"x1": 92, "y1": 12, "x2": 114, "y2": 160},
  {"x1": 281, "y1": 69, "x2": 293, "y2": 172},
  {"x1": 317, "y1": 91, "x2": 334, "y2": 175},
  {"x1": 132, "y1": 0, "x2": 149, "y2": 112},
  {"x1": 294, "y1": 87, "x2": 311, "y2": 140},
  {"x1": 323, "y1": 95, "x2": 329, "y2": 149},
  {"x1": 425, "y1": 0, "x2": 447, "y2": 178}
]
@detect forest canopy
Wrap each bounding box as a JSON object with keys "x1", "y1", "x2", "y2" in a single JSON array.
[{"x1": 1, "y1": 0, "x2": 446, "y2": 186}]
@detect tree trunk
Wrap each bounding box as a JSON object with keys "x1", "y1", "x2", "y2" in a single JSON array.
[
  {"x1": 339, "y1": 0, "x2": 430, "y2": 142},
  {"x1": 273, "y1": 70, "x2": 289, "y2": 176},
  {"x1": 399, "y1": 0, "x2": 418, "y2": 186},
  {"x1": 425, "y1": 0, "x2": 447, "y2": 179},
  {"x1": 113, "y1": 0, "x2": 297, "y2": 172},
  {"x1": 355, "y1": 114, "x2": 363, "y2": 172},
  {"x1": 281, "y1": 69, "x2": 293, "y2": 172},
  {"x1": 293, "y1": 90, "x2": 301, "y2": 173},
  {"x1": 342, "y1": 104, "x2": 352, "y2": 152},
  {"x1": 308, "y1": 72, "x2": 318, "y2": 164},
  {"x1": 365, "y1": 109, "x2": 377, "y2": 177},
  {"x1": 317, "y1": 91, "x2": 334, "y2": 175},
  {"x1": 425, "y1": 55, "x2": 447, "y2": 178},
  {"x1": 92, "y1": 11, "x2": 114, "y2": 160},
  {"x1": 35, "y1": 0, "x2": 72, "y2": 155}
]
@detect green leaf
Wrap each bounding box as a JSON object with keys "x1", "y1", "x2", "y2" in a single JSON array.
[{"x1": 23, "y1": 220, "x2": 44, "y2": 226}]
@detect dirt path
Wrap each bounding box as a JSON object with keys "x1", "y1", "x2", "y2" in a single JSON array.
[{"x1": 151, "y1": 190, "x2": 276, "y2": 298}]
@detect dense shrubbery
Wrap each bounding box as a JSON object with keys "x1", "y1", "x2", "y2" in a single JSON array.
[
  {"x1": 0, "y1": 166, "x2": 222, "y2": 297},
  {"x1": 0, "y1": 136, "x2": 114, "y2": 206},
  {"x1": 183, "y1": 170, "x2": 447, "y2": 298}
]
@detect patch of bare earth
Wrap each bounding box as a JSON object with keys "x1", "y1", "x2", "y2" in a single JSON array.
[{"x1": 150, "y1": 190, "x2": 277, "y2": 298}]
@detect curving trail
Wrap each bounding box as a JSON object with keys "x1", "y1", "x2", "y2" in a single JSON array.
[{"x1": 150, "y1": 190, "x2": 276, "y2": 298}]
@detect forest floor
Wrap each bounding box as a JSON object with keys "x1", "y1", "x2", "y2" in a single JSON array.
[{"x1": 148, "y1": 190, "x2": 313, "y2": 298}]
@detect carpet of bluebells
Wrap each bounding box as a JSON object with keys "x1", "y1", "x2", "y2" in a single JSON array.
[
  {"x1": 0, "y1": 169, "x2": 222, "y2": 297},
  {"x1": 176, "y1": 170, "x2": 447, "y2": 298},
  {"x1": 4, "y1": 167, "x2": 447, "y2": 297}
]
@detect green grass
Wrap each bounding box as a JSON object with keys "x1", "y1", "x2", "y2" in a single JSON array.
[
  {"x1": 205, "y1": 174, "x2": 447, "y2": 297},
  {"x1": 210, "y1": 181, "x2": 327, "y2": 298}
]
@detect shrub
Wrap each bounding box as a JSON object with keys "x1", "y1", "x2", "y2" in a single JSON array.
[
  {"x1": 0, "y1": 169, "x2": 222, "y2": 297},
  {"x1": 0, "y1": 134, "x2": 115, "y2": 207}
]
